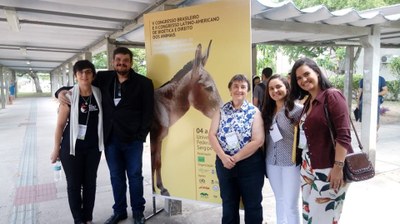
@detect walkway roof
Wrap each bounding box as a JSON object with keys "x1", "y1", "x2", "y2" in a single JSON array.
[{"x1": 0, "y1": 0, "x2": 400, "y2": 73}]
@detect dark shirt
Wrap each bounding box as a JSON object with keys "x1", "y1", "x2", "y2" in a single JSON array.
[
  {"x1": 61, "y1": 95, "x2": 99, "y2": 151},
  {"x1": 302, "y1": 88, "x2": 352, "y2": 169},
  {"x1": 253, "y1": 80, "x2": 267, "y2": 110},
  {"x1": 57, "y1": 69, "x2": 154, "y2": 144},
  {"x1": 359, "y1": 76, "x2": 386, "y2": 104}
]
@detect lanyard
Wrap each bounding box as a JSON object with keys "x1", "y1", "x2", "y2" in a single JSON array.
[{"x1": 80, "y1": 95, "x2": 91, "y2": 126}]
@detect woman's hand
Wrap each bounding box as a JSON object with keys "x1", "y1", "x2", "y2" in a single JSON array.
[
  {"x1": 220, "y1": 154, "x2": 236, "y2": 169},
  {"x1": 50, "y1": 148, "x2": 60, "y2": 163},
  {"x1": 328, "y1": 165, "x2": 345, "y2": 191}
]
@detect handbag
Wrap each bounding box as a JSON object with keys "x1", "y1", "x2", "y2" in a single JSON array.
[
  {"x1": 353, "y1": 107, "x2": 360, "y2": 122},
  {"x1": 324, "y1": 104, "x2": 375, "y2": 182}
]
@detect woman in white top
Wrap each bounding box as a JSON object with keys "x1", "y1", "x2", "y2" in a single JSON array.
[
  {"x1": 262, "y1": 74, "x2": 303, "y2": 224},
  {"x1": 51, "y1": 60, "x2": 104, "y2": 224}
]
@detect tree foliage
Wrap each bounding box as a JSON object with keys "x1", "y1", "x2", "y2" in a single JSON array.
[
  {"x1": 389, "y1": 57, "x2": 400, "y2": 80},
  {"x1": 92, "y1": 51, "x2": 108, "y2": 70},
  {"x1": 388, "y1": 57, "x2": 400, "y2": 100},
  {"x1": 263, "y1": 0, "x2": 397, "y2": 74},
  {"x1": 293, "y1": 0, "x2": 390, "y2": 11},
  {"x1": 256, "y1": 44, "x2": 278, "y2": 76},
  {"x1": 328, "y1": 73, "x2": 362, "y2": 99},
  {"x1": 130, "y1": 48, "x2": 147, "y2": 75}
]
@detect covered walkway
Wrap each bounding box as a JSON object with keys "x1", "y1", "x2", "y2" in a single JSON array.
[{"x1": 1, "y1": 96, "x2": 400, "y2": 223}]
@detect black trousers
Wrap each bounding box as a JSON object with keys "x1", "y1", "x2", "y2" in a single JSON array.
[
  {"x1": 216, "y1": 150, "x2": 265, "y2": 224},
  {"x1": 60, "y1": 147, "x2": 102, "y2": 223}
]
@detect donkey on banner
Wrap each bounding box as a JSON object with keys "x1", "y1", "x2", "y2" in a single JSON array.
[{"x1": 150, "y1": 40, "x2": 223, "y2": 196}]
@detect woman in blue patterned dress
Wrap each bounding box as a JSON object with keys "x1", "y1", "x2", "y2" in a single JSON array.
[
  {"x1": 209, "y1": 74, "x2": 265, "y2": 224},
  {"x1": 263, "y1": 74, "x2": 303, "y2": 224}
]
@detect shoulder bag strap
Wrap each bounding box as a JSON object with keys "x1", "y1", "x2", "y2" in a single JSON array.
[
  {"x1": 323, "y1": 103, "x2": 364, "y2": 151},
  {"x1": 323, "y1": 103, "x2": 336, "y2": 148}
]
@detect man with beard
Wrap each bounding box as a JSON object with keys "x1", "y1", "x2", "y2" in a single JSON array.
[{"x1": 56, "y1": 47, "x2": 154, "y2": 224}]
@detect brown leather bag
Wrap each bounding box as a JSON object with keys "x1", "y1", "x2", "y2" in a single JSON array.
[
  {"x1": 343, "y1": 152, "x2": 375, "y2": 182},
  {"x1": 324, "y1": 103, "x2": 375, "y2": 183}
]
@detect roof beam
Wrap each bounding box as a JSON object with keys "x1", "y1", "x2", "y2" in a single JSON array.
[
  {"x1": 0, "y1": 5, "x2": 131, "y2": 23},
  {"x1": 0, "y1": 17, "x2": 121, "y2": 31},
  {"x1": 4, "y1": 8, "x2": 20, "y2": 32},
  {"x1": 0, "y1": 44, "x2": 81, "y2": 53},
  {"x1": 252, "y1": 18, "x2": 371, "y2": 37},
  {"x1": 53, "y1": 0, "x2": 172, "y2": 73},
  {"x1": 11, "y1": 66, "x2": 54, "y2": 69},
  {"x1": 6, "y1": 19, "x2": 121, "y2": 31},
  {"x1": 0, "y1": 58, "x2": 64, "y2": 63}
]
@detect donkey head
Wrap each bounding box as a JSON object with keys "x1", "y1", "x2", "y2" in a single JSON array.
[{"x1": 189, "y1": 40, "x2": 223, "y2": 118}]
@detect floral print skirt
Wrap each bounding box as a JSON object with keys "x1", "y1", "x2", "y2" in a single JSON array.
[{"x1": 300, "y1": 149, "x2": 350, "y2": 224}]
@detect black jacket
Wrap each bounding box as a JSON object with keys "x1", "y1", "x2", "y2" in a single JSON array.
[{"x1": 93, "y1": 69, "x2": 154, "y2": 143}]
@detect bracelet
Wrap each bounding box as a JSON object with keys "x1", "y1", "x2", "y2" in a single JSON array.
[{"x1": 334, "y1": 161, "x2": 345, "y2": 168}]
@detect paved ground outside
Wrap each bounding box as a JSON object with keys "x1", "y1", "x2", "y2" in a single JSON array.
[{"x1": 0, "y1": 97, "x2": 399, "y2": 224}]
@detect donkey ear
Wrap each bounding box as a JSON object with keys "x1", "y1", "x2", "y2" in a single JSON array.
[
  {"x1": 201, "y1": 40, "x2": 212, "y2": 66},
  {"x1": 193, "y1": 43, "x2": 202, "y2": 71}
]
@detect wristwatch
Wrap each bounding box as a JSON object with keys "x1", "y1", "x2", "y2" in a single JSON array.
[{"x1": 334, "y1": 160, "x2": 345, "y2": 168}]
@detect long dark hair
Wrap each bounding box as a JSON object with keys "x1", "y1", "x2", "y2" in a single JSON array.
[
  {"x1": 289, "y1": 57, "x2": 332, "y2": 102},
  {"x1": 262, "y1": 74, "x2": 295, "y2": 131}
]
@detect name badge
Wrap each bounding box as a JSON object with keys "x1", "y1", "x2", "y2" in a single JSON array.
[
  {"x1": 225, "y1": 132, "x2": 239, "y2": 150},
  {"x1": 77, "y1": 124, "x2": 87, "y2": 140},
  {"x1": 298, "y1": 130, "x2": 307, "y2": 149},
  {"x1": 270, "y1": 123, "x2": 283, "y2": 143}
]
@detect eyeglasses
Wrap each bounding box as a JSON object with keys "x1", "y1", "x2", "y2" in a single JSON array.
[{"x1": 76, "y1": 69, "x2": 93, "y2": 76}]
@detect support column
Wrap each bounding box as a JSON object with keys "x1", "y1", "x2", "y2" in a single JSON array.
[
  {"x1": 81, "y1": 52, "x2": 93, "y2": 61},
  {"x1": 251, "y1": 44, "x2": 257, "y2": 77},
  {"x1": 360, "y1": 25, "x2": 380, "y2": 166},
  {"x1": 61, "y1": 67, "x2": 68, "y2": 86},
  {"x1": 0, "y1": 66, "x2": 5, "y2": 109},
  {"x1": 344, "y1": 46, "x2": 355, "y2": 111},
  {"x1": 52, "y1": 69, "x2": 63, "y2": 95},
  {"x1": 50, "y1": 71, "x2": 58, "y2": 96},
  {"x1": 67, "y1": 63, "x2": 74, "y2": 86},
  {"x1": 107, "y1": 39, "x2": 117, "y2": 70}
]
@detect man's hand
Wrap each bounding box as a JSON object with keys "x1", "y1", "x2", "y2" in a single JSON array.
[{"x1": 58, "y1": 90, "x2": 72, "y2": 105}]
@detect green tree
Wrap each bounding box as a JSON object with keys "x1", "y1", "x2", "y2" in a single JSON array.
[
  {"x1": 130, "y1": 48, "x2": 147, "y2": 75},
  {"x1": 92, "y1": 51, "x2": 108, "y2": 70},
  {"x1": 256, "y1": 44, "x2": 278, "y2": 76},
  {"x1": 17, "y1": 71, "x2": 44, "y2": 93},
  {"x1": 388, "y1": 57, "x2": 400, "y2": 100},
  {"x1": 328, "y1": 73, "x2": 362, "y2": 99},
  {"x1": 293, "y1": 0, "x2": 389, "y2": 11}
]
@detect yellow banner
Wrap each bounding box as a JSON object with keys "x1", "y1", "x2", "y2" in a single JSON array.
[{"x1": 144, "y1": 0, "x2": 251, "y2": 203}]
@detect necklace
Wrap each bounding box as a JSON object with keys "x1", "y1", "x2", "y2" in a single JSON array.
[{"x1": 81, "y1": 95, "x2": 91, "y2": 106}]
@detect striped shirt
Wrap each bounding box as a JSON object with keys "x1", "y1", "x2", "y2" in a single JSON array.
[{"x1": 266, "y1": 103, "x2": 303, "y2": 166}]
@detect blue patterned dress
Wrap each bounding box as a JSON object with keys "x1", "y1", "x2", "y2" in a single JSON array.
[{"x1": 216, "y1": 100, "x2": 256, "y2": 155}]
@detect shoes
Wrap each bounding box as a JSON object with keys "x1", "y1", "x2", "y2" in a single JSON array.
[
  {"x1": 104, "y1": 213, "x2": 128, "y2": 224},
  {"x1": 133, "y1": 216, "x2": 146, "y2": 224}
]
